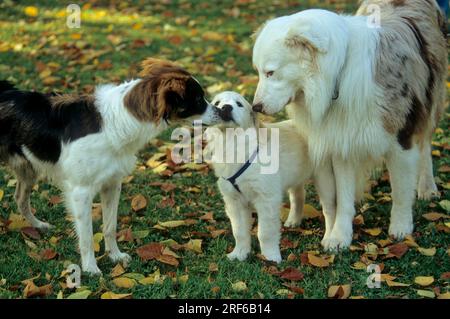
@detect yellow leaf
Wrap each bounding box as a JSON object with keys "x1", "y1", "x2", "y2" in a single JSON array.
[
  {"x1": 438, "y1": 292, "x2": 450, "y2": 299},
  {"x1": 92, "y1": 232, "x2": 103, "y2": 253},
  {"x1": 0, "y1": 189, "x2": 4, "y2": 201},
  {"x1": 439, "y1": 200, "x2": 450, "y2": 212},
  {"x1": 280, "y1": 206, "x2": 289, "y2": 222},
  {"x1": 110, "y1": 264, "x2": 125, "y2": 278},
  {"x1": 24, "y1": 6, "x2": 38, "y2": 17},
  {"x1": 184, "y1": 239, "x2": 202, "y2": 254},
  {"x1": 328, "y1": 284, "x2": 351, "y2": 299},
  {"x1": 417, "y1": 247, "x2": 436, "y2": 257},
  {"x1": 351, "y1": 262, "x2": 367, "y2": 270},
  {"x1": 385, "y1": 280, "x2": 410, "y2": 287},
  {"x1": 307, "y1": 254, "x2": 330, "y2": 268},
  {"x1": 7, "y1": 213, "x2": 31, "y2": 231},
  {"x1": 152, "y1": 163, "x2": 168, "y2": 174},
  {"x1": 432, "y1": 150, "x2": 441, "y2": 157},
  {"x1": 303, "y1": 204, "x2": 321, "y2": 219},
  {"x1": 363, "y1": 228, "x2": 382, "y2": 237},
  {"x1": 101, "y1": 291, "x2": 132, "y2": 299},
  {"x1": 146, "y1": 153, "x2": 165, "y2": 168},
  {"x1": 231, "y1": 281, "x2": 247, "y2": 292},
  {"x1": 112, "y1": 277, "x2": 136, "y2": 289},
  {"x1": 414, "y1": 276, "x2": 434, "y2": 287},
  {"x1": 132, "y1": 23, "x2": 143, "y2": 30},
  {"x1": 66, "y1": 290, "x2": 92, "y2": 299},
  {"x1": 417, "y1": 289, "x2": 435, "y2": 298},
  {"x1": 158, "y1": 220, "x2": 187, "y2": 228}
]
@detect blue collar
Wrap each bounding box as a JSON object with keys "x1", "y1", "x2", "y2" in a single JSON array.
[{"x1": 224, "y1": 146, "x2": 259, "y2": 193}]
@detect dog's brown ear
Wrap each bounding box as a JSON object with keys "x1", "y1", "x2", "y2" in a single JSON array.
[
  {"x1": 285, "y1": 26, "x2": 329, "y2": 53},
  {"x1": 156, "y1": 77, "x2": 188, "y2": 121},
  {"x1": 139, "y1": 58, "x2": 179, "y2": 77},
  {"x1": 123, "y1": 78, "x2": 159, "y2": 122}
]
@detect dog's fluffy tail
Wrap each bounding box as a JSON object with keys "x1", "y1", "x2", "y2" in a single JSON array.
[{"x1": 0, "y1": 80, "x2": 15, "y2": 94}]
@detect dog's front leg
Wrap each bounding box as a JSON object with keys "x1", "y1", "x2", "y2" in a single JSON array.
[
  {"x1": 101, "y1": 180, "x2": 131, "y2": 265},
  {"x1": 321, "y1": 157, "x2": 355, "y2": 251},
  {"x1": 66, "y1": 186, "x2": 100, "y2": 275},
  {"x1": 315, "y1": 159, "x2": 337, "y2": 246},
  {"x1": 254, "y1": 199, "x2": 282, "y2": 263},
  {"x1": 386, "y1": 145, "x2": 418, "y2": 239},
  {"x1": 223, "y1": 195, "x2": 252, "y2": 261}
]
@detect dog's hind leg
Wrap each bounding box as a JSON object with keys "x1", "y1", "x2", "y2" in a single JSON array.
[
  {"x1": 386, "y1": 144, "x2": 419, "y2": 239},
  {"x1": 101, "y1": 180, "x2": 131, "y2": 265},
  {"x1": 284, "y1": 184, "x2": 305, "y2": 228},
  {"x1": 417, "y1": 138, "x2": 439, "y2": 200},
  {"x1": 13, "y1": 161, "x2": 53, "y2": 231},
  {"x1": 254, "y1": 198, "x2": 282, "y2": 263},
  {"x1": 66, "y1": 186, "x2": 100, "y2": 275},
  {"x1": 315, "y1": 160, "x2": 337, "y2": 248}
]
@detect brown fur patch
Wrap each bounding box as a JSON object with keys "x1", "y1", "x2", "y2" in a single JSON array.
[
  {"x1": 124, "y1": 58, "x2": 191, "y2": 123},
  {"x1": 391, "y1": 0, "x2": 405, "y2": 7}
]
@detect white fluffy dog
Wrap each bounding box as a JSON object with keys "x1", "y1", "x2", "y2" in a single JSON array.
[
  {"x1": 252, "y1": 0, "x2": 447, "y2": 250},
  {"x1": 201, "y1": 91, "x2": 335, "y2": 262}
]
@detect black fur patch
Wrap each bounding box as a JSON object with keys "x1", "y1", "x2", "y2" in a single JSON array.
[
  {"x1": 0, "y1": 84, "x2": 102, "y2": 164},
  {"x1": 397, "y1": 95, "x2": 426, "y2": 150}
]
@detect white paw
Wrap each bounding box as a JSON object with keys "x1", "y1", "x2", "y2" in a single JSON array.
[
  {"x1": 227, "y1": 248, "x2": 250, "y2": 261},
  {"x1": 83, "y1": 263, "x2": 102, "y2": 276},
  {"x1": 321, "y1": 233, "x2": 352, "y2": 252},
  {"x1": 417, "y1": 187, "x2": 440, "y2": 201},
  {"x1": 35, "y1": 221, "x2": 54, "y2": 231},
  {"x1": 388, "y1": 222, "x2": 413, "y2": 240},
  {"x1": 284, "y1": 217, "x2": 302, "y2": 228},
  {"x1": 108, "y1": 251, "x2": 131, "y2": 266}
]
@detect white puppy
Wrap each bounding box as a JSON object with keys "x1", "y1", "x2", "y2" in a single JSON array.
[
  {"x1": 201, "y1": 91, "x2": 335, "y2": 262},
  {"x1": 252, "y1": 0, "x2": 447, "y2": 250}
]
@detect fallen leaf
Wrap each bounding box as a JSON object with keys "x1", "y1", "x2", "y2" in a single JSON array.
[
  {"x1": 387, "y1": 243, "x2": 409, "y2": 259},
  {"x1": 209, "y1": 263, "x2": 219, "y2": 272},
  {"x1": 21, "y1": 227, "x2": 41, "y2": 240},
  {"x1": 40, "y1": 248, "x2": 57, "y2": 260},
  {"x1": 414, "y1": 276, "x2": 434, "y2": 287},
  {"x1": 132, "y1": 230, "x2": 150, "y2": 239},
  {"x1": 328, "y1": 284, "x2": 351, "y2": 299},
  {"x1": 279, "y1": 267, "x2": 304, "y2": 281},
  {"x1": 184, "y1": 239, "x2": 202, "y2": 254},
  {"x1": 23, "y1": 281, "x2": 52, "y2": 298},
  {"x1": 440, "y1": 272, "x2": 450, "y2": 280},
  {"x1": 303, "y1": 204, "x2": 321, "y2": 219},
  {"x1": 101, "y1": 292, "x2": 132, "y2": 299},
  {"x1": 307, "y1": 254, "x2": 330, "y2": 268},
  {"x1": 136, "y1": 243, "x2": 164, "y2": 261},
  {"x1": 156, "y1": 254, "x2": 179, "y2": 267},
  {"x1": 231, "y1": 281, "x2": 247, "y2": 292},
  {"x1": 7, "y1": 213, "x2": 31, "y2": 231},
  {"x1": 131, "y1": 194, "x2": 147, "y2": 212},
  {"x1": 417, "y1": 247, "x2": 436, "y2": 257},
  {"x1": 363, "y1": 228, "x2": 382, "y2": 237},
  {"x1": 66, "y1": 290, "x2": 92, "y2": 299},
  {"x1": 416, "y1": 289, "x2": 435, "y2": 298},
  {"x1": 112, "y1": 277, "x2": 136, "y2": 289},
  {"x1": 437, "y1": 292, "x2": 450, "y2": 299},
  {"x1": 111, "y1": 264, "x2": 126, "y2": 278},
  {"x1": 439, "y1": 200, "x2": 450, "y2": 212},
  {"x1": 24, "y1": 6, "x2": 38, "y2": 17},
  {"x1": 0, "y1": 189, "x2": 4, "y2": 201},
  {"x1": 385, "y1": 280, "x2": 411, "y2": 287},
  {"x1": 422, "y1": 212, "x2": 449, "y2": 221}
]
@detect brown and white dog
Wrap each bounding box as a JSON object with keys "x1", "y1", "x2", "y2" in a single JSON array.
[
  {"x1": 0, "y1": 58, "x2": 209, "y2": 274},
  {"x1": 252, "y1": 0, "x2": 447, "y2": 250}
]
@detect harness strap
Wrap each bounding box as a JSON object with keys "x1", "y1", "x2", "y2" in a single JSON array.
[{"x1": 224, "y1": 146, "x2": 259, "y2": 193}]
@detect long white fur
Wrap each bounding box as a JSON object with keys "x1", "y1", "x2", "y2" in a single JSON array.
[{"x1": 252, "y1": 6, "x2": 442, "y2": 250}]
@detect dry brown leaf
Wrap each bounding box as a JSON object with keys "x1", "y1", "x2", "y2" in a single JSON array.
[
  {"x1": 307, "y1": 254, "x2": 330, "y2": 268},
  {"x1": 387, "y1": 243, "x2": 409, "y2": 259},
  {"x1": 111, "y1": 264, "x2": 126, "y2": 278},
  {"x1": 156, "y1": 254, "x2": 179, "y2": 267},
  {"x1": 131, "y1": 194, "x2": 147, "y2": 212},
  {"x1": 136, "y1": 243, "x2": 164, "y2": 261},
  {"x1": 40, "y1": 248, "x2": 57, "y2": 260},
  {"x1": 422, "y1": 212, "x2": 449, "y2": 221},
  {"x1": 279, "y1": 267, "x2": 304, "y2": 281}
]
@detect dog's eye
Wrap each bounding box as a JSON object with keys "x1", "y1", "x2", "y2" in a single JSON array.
[
  {"x1": 236, "y1": 101, "x2": 243, "y2": 108},
  {"x1": 214, "y1": 100, "x2": 220, "y2": 106},
  {"x1": 266, "y1": 71, "x2": 274, "y2": 78}
]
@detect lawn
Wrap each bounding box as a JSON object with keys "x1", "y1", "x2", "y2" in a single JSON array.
[{"x1": 0, "y1": 0, "x2": 449, "y2": 299}]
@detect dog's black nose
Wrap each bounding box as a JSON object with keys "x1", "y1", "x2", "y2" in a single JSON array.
[
  {"x1": 252, "y1": 103, "x2": 263, "y2": 113},
  {"x1": 219, "y1": 104, "x2": 233, "y2": 121}
]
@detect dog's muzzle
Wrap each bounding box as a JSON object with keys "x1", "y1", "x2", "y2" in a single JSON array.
[{"x1": 217, "y1": 104, "x2": 234, "y2": 122}]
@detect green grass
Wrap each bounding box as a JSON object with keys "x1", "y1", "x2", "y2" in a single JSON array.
[{"x1": 0, "y1": 0, "x2": 449, "y2": 299}]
